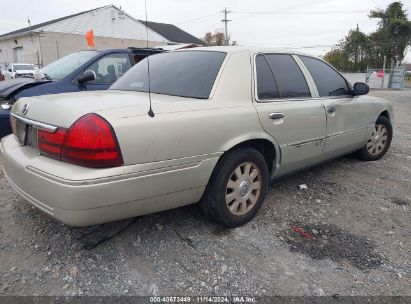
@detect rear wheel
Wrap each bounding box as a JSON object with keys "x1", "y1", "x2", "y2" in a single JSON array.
[
  {"x1": 358, "y1": 116, "x2": 392, "y2": 161},
  {"x1": 200, "y1": 148, "x2": 269, "y2": 228}
]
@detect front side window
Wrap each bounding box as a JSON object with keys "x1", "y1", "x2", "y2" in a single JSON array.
[
  {"x1": 110, "y1": 51, "x2": 226, "y2": 99},
  {"x1": 300, "y1": 56, "x2": 350, "y2": 97},
  {"x1": 256, "y1": 54, "x2": 310, "y2": 100},
  {"x1": 87, "y1": 53, "x2": 132, "y2": 84}
]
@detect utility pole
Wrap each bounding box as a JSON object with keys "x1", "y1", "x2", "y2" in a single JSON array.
[
  {"x1": 354, "y1": 24, "x2": 359, "y2": 72},
  {"x1": 28, "y1": 17, "x2": 33, "y2": 42},
  {"x1": 221, "y1": 8, "x2": 231, "y2": 46},
  {"x1": 381, "y1": 55, "x2": 386, "y2": 89}
]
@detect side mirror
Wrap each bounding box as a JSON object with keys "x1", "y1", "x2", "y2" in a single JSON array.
[
  {"x1": 353, "y1": 82, "x2": 369, "y2": 96},
  {"x1": 78, "y1": 70, "x2": 96, "y2": 83}
]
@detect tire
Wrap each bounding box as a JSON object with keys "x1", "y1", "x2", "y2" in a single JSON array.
[
  {"x1": 358, "y1": 116, "x2": 392, "y2": 161},
  {"x1": 200, "y1": 147, "x2": 269, "y2": 228}
]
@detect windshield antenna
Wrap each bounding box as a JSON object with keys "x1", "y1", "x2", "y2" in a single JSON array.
[{"x1": 144, "y1": 0, "x2": 155, "y2": 118}]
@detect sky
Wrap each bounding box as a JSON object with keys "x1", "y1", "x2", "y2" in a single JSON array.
[{"x1": 1, "y1": 0, "x2": 410, "y2": 62}]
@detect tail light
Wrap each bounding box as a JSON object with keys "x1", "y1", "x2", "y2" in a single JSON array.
[
  {"x1": 38, "y1": 113, "x2": 123, "y2": 168},
  {"x1": 61, "y1": 114, "x2": 123, "y2": 168},
  {"x1": 38, "y1": 128, "x2": 67, "y2": 160}
]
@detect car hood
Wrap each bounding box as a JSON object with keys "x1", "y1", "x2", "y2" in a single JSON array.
[
  {"x1": 0, "y1": 78, "x2": 51, "y2": 99},
  {"x1": 11, "y1": 90, "x2": 205, "y2": 128}
]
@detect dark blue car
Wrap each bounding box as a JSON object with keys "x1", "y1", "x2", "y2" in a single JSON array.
[{"x1": 0, "y1": 47, "x2": 163, "y2": 138}]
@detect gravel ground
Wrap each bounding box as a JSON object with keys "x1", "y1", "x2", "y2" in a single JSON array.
[{"x1": 0, "y1": 90, "x2": 410, "y2": 297}]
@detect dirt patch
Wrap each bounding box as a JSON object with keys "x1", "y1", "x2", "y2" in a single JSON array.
[
  {"x1": 391, "y1": 197, "x2": 409, "y2": 206},
  {"x1": 279, "y1": 223, "x2": 384, "y2": 269},
  {"x1": 70, "y1": 218, "x2": 137, "y2": 250}
]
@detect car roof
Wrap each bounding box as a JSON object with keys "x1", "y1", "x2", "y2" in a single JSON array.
[
  {"x1": 177, "y1": 46, "x2": 313, "y2": 57},
  {"x1": 78, "y1": 48, "x2": 164, "y2": 54}
]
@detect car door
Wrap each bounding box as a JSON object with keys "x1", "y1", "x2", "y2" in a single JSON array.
[
  {"x1": 299, "y1": 56, "x2": 369, "y2": 156},
  {"x1": 80, "y1": 53, "x2": 132, "y2": 91},
  {"x1": 253, "y1": 53, "x2": 327, "y2": 175}
]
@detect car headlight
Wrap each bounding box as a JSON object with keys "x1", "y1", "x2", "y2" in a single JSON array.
[{"x1": 1, "y1": 103, "x2": 11, "y2": 110}]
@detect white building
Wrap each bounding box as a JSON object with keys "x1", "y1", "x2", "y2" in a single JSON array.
[{"x1": 0, "y1": 5, "x2": 203, "y2": 68}]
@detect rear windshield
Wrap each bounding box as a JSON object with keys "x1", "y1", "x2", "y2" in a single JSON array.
[{"x1": 110, "y1": 51, "x2": 226, "y2": 99}]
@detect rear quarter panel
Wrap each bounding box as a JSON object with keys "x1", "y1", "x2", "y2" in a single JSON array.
[{"x1": 108, "y1": 106, "x2": 272, "y2": 165}]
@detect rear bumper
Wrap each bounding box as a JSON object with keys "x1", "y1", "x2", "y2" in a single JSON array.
[{"x1": 1, "y1": 135, "x2": 218, "y2": 226}]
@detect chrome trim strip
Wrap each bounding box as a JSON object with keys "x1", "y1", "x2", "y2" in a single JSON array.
[
  {"x1": 287, "y1": 126, "x2": 368, "y2": 148},
  {"x1": 11, "y1": 113, "x2": 57, "y2": 132},
  {"x1": 25, "y1": 152, "x2": 223, "y2": 186},
  {"x1": 326, "y1": 126, "x2": 368, "y2": 139},
  {"x1": 288, "y1": 137, "x2": 325, "y2": 148},
  {"x1": 255, "y1": 96, "x2": 354, "y2": 103},
  {"x1": 27, "y1": 161, "x2": 204, "y2": 186}
]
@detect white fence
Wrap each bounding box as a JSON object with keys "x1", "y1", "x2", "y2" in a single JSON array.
[
  {"x1": 342, "y1": 72, "x2": 391, "y2": 89},
  {"x1": 343, "y1": 68, "x2": 405, "y2": 90}
]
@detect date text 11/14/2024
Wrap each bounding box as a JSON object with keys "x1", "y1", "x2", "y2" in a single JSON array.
[{"x1": 149, "y1": 296, "x2": 257, "y2": 303}]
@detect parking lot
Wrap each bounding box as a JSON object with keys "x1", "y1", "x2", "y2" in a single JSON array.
[{"x1": 0, "y1": 90, "x2": 410, "y2": 297}]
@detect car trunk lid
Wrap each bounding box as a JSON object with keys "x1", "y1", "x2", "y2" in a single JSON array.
[
  {"x1": 11, "y1": 90, "x2": 156, "y2": 128},
  {"x1": 10, "y1": 90, "x2": 199, "y2": 149}
]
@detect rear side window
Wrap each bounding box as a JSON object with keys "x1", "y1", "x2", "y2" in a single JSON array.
[
  {"x1": 300, "y1": 56, "x2": 350, "y2": 97},
  {"x1": 256, "y1": 54, "x2": 310, "y2": 100},
  {"x1": 256, "y1": 55, "x2": 279, "y2": 99}
]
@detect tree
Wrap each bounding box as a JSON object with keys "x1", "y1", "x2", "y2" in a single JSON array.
[
  {"x1": 202, "y1": 31, "x2": 232, "y2": 46},
  {"x1": 344, "y1": 25, "x2": 370, "y2": 71},
  {"x1": 214, "y1": 32, "x2": 225, "y2": 46},
  {"x1": 203, "y1": 32, "x2": 213, "y2": 46},
  {"x1": 324, "y1": 47, "x2": 348, "y2": 71},
  {"x1": 369, "y1": 1, "x2": 411, "y2": 66},
  {"x1": 324, "y1": 28, "x2": 370, "y2": 72},
  {"x1": 324, "y1": 1, "x2": 411, "y2": 71}
]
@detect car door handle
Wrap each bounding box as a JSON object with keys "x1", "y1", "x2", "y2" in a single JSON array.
[
  {"x1": 327, "y1": 106, "x2": 336, "y2": 113},
  {"x1": 269, "y1": 112, "x2": 284, "y2": 120}
]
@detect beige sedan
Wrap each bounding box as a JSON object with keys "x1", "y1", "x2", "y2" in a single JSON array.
[{"x1": 1, "y1": 47, "x2": 393, "y2": 227}]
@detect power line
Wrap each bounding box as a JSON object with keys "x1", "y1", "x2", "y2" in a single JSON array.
[
  {"x1": 233, "y1": 0, "x2": 330, "y2": 17},
  {"x1": 177, "y1": 12, "x2": 220, "y2": 25},
  {"x1": 232, "y1": 10, "x2": 367, "y2": 15}
]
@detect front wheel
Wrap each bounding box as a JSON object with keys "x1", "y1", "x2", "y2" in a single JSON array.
[
  {"x1": 358, "y1": 116, "x2": 392, "y2": 161},
  {"x1": 200, "y1": 148, "x2": 269, "y2": 228}
]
